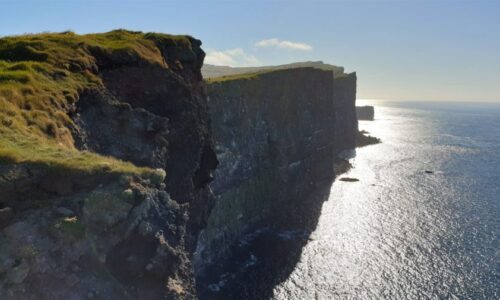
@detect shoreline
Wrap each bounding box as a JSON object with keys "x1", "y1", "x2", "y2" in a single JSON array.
[{"x1": 197, "y1": 130, "x2": 381, "y2": 299}]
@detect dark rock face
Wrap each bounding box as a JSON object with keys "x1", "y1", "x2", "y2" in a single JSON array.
[
  {"x1": 357, "y1": 130, "x2": 381, "y2": 147},
  {"x1": 74, "y1": 65, "x2": 219, "y2": 251},
  {"x1": 202, "y1": 64, "x2": 359, "y2": 156},
  {"x1": 334, "y1": 73, "x2": 358, "y2": 155},
  {"x1": 74, "y1": 89, "x2": 170, "y2": 168},
  {"x1": 357, "y1": 105, "x2": 375, "y2": 120},
  {"x1": 0, "y1": 178, "x2": 192, "y2": 299},
  {"x1": 0, "y1": 35, "x2": 217, "y2": 299},
  {"x1": 195, "y1": 68, "x2": 337, "y2": 270},
  {"x1": 72, "y1": 35, "x2": 218, "y2": 297}
]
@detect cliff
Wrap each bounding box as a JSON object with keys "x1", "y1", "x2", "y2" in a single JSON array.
[
  {"x1": 202, "y1": 63, "x2": 358, "y2": 156},
  {"x1": 195, "y1": 68, "x2": 339, "y2": 273},
  {"x1": 356, "y1": 105, "x2": 375, "y2": 120},
  {"x1": 0, "y1": 30, "x2": 216, "y2": 299},
  {"x1": 333, "y1": 73, "x2": 358, "y2": 155}
]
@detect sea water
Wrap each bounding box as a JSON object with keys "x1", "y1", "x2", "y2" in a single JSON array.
[
  {"x1": 200, "y1": 101, "x2": 500, "y2": 299},
  {"x1": 273, "y1": 101, "x2": 500, "y2": 299}
]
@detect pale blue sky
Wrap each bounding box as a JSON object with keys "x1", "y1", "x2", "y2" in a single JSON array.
[{"x1": 1, "y1": 0, "x2": 499, "y2": 102}]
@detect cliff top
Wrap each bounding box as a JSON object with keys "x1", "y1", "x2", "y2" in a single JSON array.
[
  {"x1": 205, "y1": 69, "x2": 266, "y2": 83},
  {"x1": 206, "y1": 66, "x2": 333, "y2": 84},
  {"x1": 0, "y1": 30, "x2": 195, "y2": 177},
  {"x1": 203, "y1": 61, "x2": 346, "y2": 79}
]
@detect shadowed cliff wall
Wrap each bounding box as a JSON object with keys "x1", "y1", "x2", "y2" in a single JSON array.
[
  {"x1": 195, "y1": 68, "x2": 337, "y2": 270},
  {"x1": 334, "y1": 72, "x2": 358, "y2": 155},
  {"x1": 356, "y1": 105, "x2": 375, "y2": 120}
]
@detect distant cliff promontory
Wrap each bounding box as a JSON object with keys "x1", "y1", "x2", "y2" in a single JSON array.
[
  {"x1": 357, "y1": 105, "x2": 375, "y2": 120},
  {"x1": 195, "y1": 63, "x2": 362, "y2": 272}
]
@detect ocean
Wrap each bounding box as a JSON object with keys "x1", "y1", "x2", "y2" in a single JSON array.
[{"x1": 200, "y1": 101, "x2": 500, "y2": 299}]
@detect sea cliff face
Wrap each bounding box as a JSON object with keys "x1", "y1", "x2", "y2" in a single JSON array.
[
  {"x1": 356, "y1": 105, "x2": 375, "y2": 120},
  {"x1": 195, "y1": 67, "x2": 358, "y2": 273},
  {"x1": 334, "y1": 73, "x2": 358, "y2": 155},
  {"x1": 202, "y1": 62, "x2": 359, "y2": 157}
]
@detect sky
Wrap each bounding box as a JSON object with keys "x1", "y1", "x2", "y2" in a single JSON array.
[{"x1": 1, "y1": 0, "x2": 499, "y2": 102}]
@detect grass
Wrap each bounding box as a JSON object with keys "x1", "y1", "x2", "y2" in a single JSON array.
[
  {"x1": 0, "y1": 30, "x2": 191, "y2": 178},
  {"x1": 0, "y1": 131, "x2": 155, "y2": 176},
  {"x1": 205, "y1": 67, "x2": 331, "y2": 84},
  {"x1": 203, "y1": 68, "x2": 303, "y2": 84},
  {"x1": 205, "y1": 71, "x2": 263, "y2": 84}
]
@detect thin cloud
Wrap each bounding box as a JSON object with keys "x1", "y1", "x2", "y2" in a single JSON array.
[
  {"x1": 205, "y1": 48, "x2": 260, "y2": 67},
  {"x1": 255, "y1": 38, "x2": 313, "y2": 51}
]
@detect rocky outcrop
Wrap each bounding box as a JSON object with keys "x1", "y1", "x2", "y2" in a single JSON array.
[
  {"x1": 0, "y1": 31, "x2": 217, "y2": 299},
  {"x1": 356, "y1": 105, "x2": 375, "y2": 120},
  {"x1": 357, "y1": 130, "x2": 381, "y2": 147},
  {"x1": 0, "y1": 176, "x2": 190, "y2": 299},
  {"x1": 194, "y1": 68, "x2": 337, "y2": 271}
]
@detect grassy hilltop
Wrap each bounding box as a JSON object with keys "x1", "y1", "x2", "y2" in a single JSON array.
[{"x1": 0, "y1": 30, "x2": 191, "y2": 177}]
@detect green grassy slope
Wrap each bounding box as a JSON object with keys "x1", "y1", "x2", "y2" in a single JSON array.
[{"x1": 0, "y1": 30, "x2": 190, "y2": 177}]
